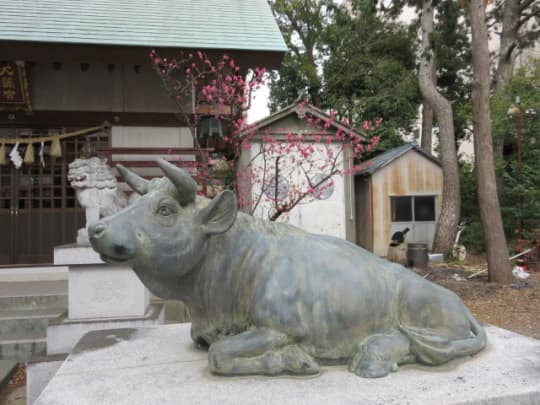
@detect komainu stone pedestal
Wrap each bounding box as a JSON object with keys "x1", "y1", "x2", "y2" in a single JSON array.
[
  {"x1": 28, "y1": 245, "x2": 165, "y2": 403},
  {"x1": 36, "y1": 323, "x2": 540, "y2": 405},
  {"x1": 47, "y1": 245, "x2": 164, "y2": 355}
]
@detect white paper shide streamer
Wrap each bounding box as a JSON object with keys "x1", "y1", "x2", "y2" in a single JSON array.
[
  {"x1": 9, "y1": 142, "x2": 23, "y2": 169},
  {"x1": 39, "y1": 141, "x2": 45, "y2": 167}
]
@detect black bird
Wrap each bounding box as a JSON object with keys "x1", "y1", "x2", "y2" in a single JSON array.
[{"x1": 390, "y1": 227, "x2": 410, "y2": 247}]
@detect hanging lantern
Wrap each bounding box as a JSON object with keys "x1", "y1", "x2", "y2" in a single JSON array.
[
  {"x1": 24, "y1": 143, "x2": 35, "y2": 164},
  {"x1": 199, "y1": 116, "x2": 223, "y2": 139}
]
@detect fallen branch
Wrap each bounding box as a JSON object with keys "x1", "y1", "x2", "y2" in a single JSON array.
[
  {"x1": 509, "y1": 248, "x2": 535, "y2": 261},
  {"x1": 467, "y1": 269, "x2": 487, "y2": 279},
  {"x1": 468, "y1": 248, "x2": 536, "y2": 279}
]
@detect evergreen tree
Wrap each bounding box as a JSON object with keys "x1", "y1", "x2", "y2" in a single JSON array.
[
  {"x1": 492, "y1": 61, "x2": 540, "y2": 239},
  {"x1": 323, "y1": 0, "x2": 421, "y2": 151},
  {"x1": 268, "y1": 0, "x2": 334, "y2": 110}
]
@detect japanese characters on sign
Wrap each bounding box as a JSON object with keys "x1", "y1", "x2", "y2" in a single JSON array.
[{"x1": 0, "y1": 62, "x2": 32, "y2": 111}]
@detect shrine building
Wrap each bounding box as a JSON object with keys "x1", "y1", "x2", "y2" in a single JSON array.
[{"x1": 0, "y1": 0, "x2": 286, "y2": 265}]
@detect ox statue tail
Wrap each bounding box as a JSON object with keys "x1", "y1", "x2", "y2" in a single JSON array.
[{"x1": 399, "y1": 310, "x2": 487, "y2": 366}]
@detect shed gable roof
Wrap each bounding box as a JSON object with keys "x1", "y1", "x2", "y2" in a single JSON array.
[
  {"x1": 0, "y1": 0, "x2": 287, "y2": 52},
  {"x1": 355, "y1": 143, "x2": 441, "y2": 176},
  {"x1": 245, "y1": 101, "x2": 368, "y2": 139}
]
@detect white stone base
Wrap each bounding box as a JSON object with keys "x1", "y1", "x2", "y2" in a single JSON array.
[
  {"x1": 36, "y1": 324, "x2": 540, "y2": 405},
  {"x1": 54, "y1": 245, "x2": 150, "y2": 319},
  {"x1": 46, "y1": 304, "x2": 164, "y2": 356},
  {"x1": 54, "y1": 244, "x2": 103, "y2": 265},
  {"x1": 67, "y1": 264, "x2": 149, "y2": 319}
]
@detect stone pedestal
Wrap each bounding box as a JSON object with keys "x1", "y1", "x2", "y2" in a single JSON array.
[
  {"x1": 54, "y1": 245, "x2": 149, "y2": 319},
  {"x1": 47, "y1": 245, "x2": 163, "y2": 355},
  {"x1": 27, "y1": 245, "x2": 165, "y2": 403},
  {"x1": 36, "y1": 324, "x2": 540, "y2": 405}
]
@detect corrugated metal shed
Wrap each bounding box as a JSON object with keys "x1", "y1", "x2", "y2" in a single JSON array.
[
  {"x1": 356, "y1": 142, "x2": 440, "y2": 176},
  {"x1": 0, "y1": 0, "x2": 287, "y2": 51}
]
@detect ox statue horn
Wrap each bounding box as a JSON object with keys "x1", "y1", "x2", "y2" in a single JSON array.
[
  {"x1": 156, "y1": 158, "x2": 197, "y2": 205},
  {"x1": 116, "y1": 164, "x2": 149, "y2": 195}
]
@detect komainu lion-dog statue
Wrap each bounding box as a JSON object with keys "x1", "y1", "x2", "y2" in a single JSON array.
[{"x1": 89, "y1": 159, "x2": 486, "y2": 378}]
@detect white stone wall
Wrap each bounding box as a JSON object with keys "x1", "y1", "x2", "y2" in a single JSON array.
[
  {"x1": 287, "y1": 177, "x2": 346, "y2": 239},
  {"x1": 248, "y1": 142, "x2": 347, "y2": 239}
]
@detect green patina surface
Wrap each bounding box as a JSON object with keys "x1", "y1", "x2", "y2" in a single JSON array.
[
  {"x1": 0, "y1": 0, "x2": 287, "y2": 52},
  {"x1": 88, "y1": 160, "x2": 487, "y2": 379}
]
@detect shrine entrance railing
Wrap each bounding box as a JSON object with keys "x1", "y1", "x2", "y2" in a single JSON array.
[{"x1": 97, "y1": 147, "x2": 213, "y2": 196}]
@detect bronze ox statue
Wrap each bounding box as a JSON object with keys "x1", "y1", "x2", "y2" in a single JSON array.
[{"x1": 89, "y1": 159, "x2": 486, "y2": 378}]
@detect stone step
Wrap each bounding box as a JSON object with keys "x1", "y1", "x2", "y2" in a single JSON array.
[
  {"x1": 0, "y1": 308, "x2": 65, "y2": 341},
  {"x1": 0, "y1": 281, "x2": 67, "y2": 311},
  {"x1": 0, "y1": 266, "x2": 68, "y2": 283},
  {"x1": 0, "y1": 333, "x2": 47, "y2": 361},
  {"x1": 0, "y1": 294, "x2": 67, "y2": 312}
]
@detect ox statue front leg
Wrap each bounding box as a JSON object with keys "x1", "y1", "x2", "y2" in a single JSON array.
[{"x1": 208, "y1": 328, "x2": 320, "y2": 376}]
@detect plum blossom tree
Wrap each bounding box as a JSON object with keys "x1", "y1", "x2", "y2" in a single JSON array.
[
  {"x1": 151, "y1": 50, "x2": 381, "y2": 221},
  {"x1": 237, "y1": 108, "x2": 381, "y2": 220},
  {"x1": 150, "y1": 49, "x2": 266, "y2": 150}
]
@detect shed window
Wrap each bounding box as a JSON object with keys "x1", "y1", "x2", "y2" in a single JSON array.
[
  {"x1": 414, "y1": 196, "x2": 436, "y2": 221},
  {"x1": 391, "y1": 197, "x2": 412, "y2": 222},
  {"x1": 391, "y1": 196, "x2": 436, "y2": 222}
]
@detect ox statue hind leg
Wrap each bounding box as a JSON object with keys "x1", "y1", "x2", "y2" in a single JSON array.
[
  {"x1": 396, "y1": 275, "x2": 487, "y2": 366},
  {"x1": 348, "y1": 333, "x2": 414, "y2": 378},
  {"x1": 208, "y1": 328, "x2": 320, "y2": 376}
]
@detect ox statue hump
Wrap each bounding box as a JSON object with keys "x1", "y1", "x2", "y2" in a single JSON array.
[{"x1": 89, "y1": 159, "x2": 487, "y2": 378}]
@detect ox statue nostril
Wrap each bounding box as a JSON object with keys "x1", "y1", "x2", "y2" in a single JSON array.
[{"x1": 89, "y1": 221, "x2": 107, "y2": 239}]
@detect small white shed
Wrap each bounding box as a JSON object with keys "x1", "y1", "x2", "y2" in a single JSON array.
[
  {"x1": 354, "y1": 143, "x2": 443, "y2": 256},
  {"x1": 239, "y1": 101, "x2": 367, "y2": 242}
]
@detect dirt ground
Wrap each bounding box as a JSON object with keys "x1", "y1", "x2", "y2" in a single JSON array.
[
  {"x1": 414, "y1": 259, "x2": 540, "y2": 340},
  {"x1": 0, "y1": 363, "x2": 26, "y2": 405}
]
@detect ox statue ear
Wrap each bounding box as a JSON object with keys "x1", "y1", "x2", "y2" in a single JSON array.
[
  {"x1": 198, "y1": 190, "x2": 238, "y2": 235},
  {"x1": 117, "y1": 164, "x2": 149, "y2": 195},
  {"x1": 156, "y1": 158, "x2": 197, "y2": 206}
]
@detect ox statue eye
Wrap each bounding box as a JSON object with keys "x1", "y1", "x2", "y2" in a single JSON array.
[
  {"x1": 158, "y1": 206, "x2": 172, "y2": 216},
  {"x1": 157, "y1": 202, "x2": 175, "y2": 217}
]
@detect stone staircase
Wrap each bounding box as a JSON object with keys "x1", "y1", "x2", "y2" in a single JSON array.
[{"x1": 0, "y1": 281, "x2": 67, "y2": 361}]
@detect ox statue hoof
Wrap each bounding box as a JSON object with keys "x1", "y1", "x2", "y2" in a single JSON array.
[
  {"x1": 208, "y1": 328, "x2": 320, "y2": 376},
  {"x1": 349, "y1": 333, "x2": 412, "y2": 378}
]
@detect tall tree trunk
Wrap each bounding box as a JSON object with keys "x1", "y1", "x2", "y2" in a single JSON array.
[
  {"x1": 306, "y1": 47, "x2": 322, "y2": 106},
  {"x1": 420, "y1": 58, "x2": 436, "y2": 154},
  {"x1": 494, "y1": 0, "x2": 521, "y2": 94},
  {"x1": 421, "y1": 102, "x2": 433, "y2": 154},
  {"x1": 493, "y1": 0, "x2": 521, "y2": 198},
  {"x1": 470, "y1": 0, "x2": 512, "y2": 284},
  {"x1": 418, "y1": 0, "x2": 460, "y2": 253}
]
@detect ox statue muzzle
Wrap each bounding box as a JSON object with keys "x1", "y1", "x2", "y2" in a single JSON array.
[{"x1": 88, "y1": 220, "x2": 136, "y2": 264}]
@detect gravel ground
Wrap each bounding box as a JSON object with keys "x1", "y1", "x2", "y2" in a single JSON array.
[{"x1": 414, "y1": 262, "x2": 540, "y2": 340}]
